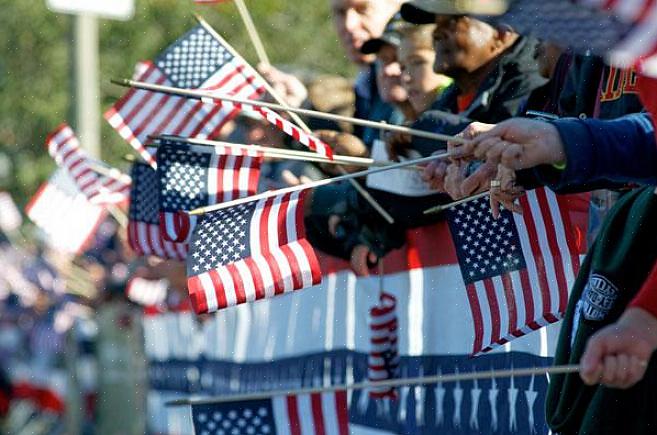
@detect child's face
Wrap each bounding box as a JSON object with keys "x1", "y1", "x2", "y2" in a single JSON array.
[
  {"x1": 375, "y1": 44, "x2": 408, "y2": 105},
  {"x1": 399, "y1": 42, "x2": 450, "y2": 113}
]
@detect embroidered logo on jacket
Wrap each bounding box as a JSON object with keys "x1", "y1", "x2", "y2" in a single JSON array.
[{"x1": 580, "y1": 274, "x2": 619, "y2": 321}]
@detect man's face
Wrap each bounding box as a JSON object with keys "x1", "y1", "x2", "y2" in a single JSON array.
[
  {"x1": 375, "y1": 44, "x2": 408, "y2": 105},
  {"x1": 330, "y1": 0, "x2": 399, "y2": 64},
  {"x1": 432, "y1": 15, "x2": 498, "y2": 76}
]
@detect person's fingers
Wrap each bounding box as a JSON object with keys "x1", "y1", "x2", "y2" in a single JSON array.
[
  {"x1": 613, "y1": 354, "x2": 631, "y2": 387},
  {"x1": 426, "y1": 161, "x2": 447, "y2": 191},
  {"x1": 581, "y1": 335, "x2": 606, "y2": 385},
  {"x1": 490, "y1": 190, "x2": 502, "y2": 220},
  {"x1": 299, "y1": 175, "x2": 313, "y2": 184},
  {"x1": 484, "y1": 141, "x2": 512, "y2": 166},
  {"x1": 368, "y1": 251, "x2": 378, "y2": 265},
  {"x1": 500, "y1": 143, "x2": 528, "y2": 169},
  {"x1": 471, "y1": 136, "x2": 502, "y2": 161},
  {"x1": 601, "y1": 355, "x2": 619, "y2": 385},
  {"x1": 461, "y1": 163, "x2": 497, "y2": 196},
  {"x1": 421, "y1": 161, "x2": 439, "y2": 181},
  {"x1": 626, "y1": 355, "x2": 649, "y2": 388},
  {"x1": 444, "y1": 163, "x2": 465, "y2": 199}
]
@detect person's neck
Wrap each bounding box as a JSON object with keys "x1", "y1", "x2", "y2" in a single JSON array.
[{"x1": 453, "y1": 59, "x2": 498, "y2": 95}]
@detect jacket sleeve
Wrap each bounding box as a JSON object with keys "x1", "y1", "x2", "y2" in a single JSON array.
[{"x1": 534, "y1": 113, "x2": 657, "y2": 191}]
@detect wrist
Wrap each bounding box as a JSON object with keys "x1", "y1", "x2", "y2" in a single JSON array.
[
  {"x1": 618, "y1": 307, "x2": 657, "y2": 350},
  {"x1": 543, "y1": 123, "x2": 567, "y2": 167}
]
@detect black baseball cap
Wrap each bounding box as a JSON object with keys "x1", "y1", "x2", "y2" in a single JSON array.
[{"x1": 401, "y1": 0, "x2": 509, "y2": 24}]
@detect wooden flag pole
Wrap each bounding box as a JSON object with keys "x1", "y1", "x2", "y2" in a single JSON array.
[
  {"x1": 112, "y1": 78, "x2": 468, "y2": 145},
  {"x1": 233, "y1": 0, "x2": 271, "y2": 67},
  {"x1": 423, "y1": 190, "x2": 490, "y2": 215},
  {"x1": 166, "y1": 364, "x2": 580, "y2": 406},
  {"x1": 188, "y1": 152, "x2": 451, "y2": 215},
  {"x1": 193, "y1": 15, "x2": 396, "y2": 224},
  {"x1": 154, "y1": 135, "x2": 420, "y2": 170}
]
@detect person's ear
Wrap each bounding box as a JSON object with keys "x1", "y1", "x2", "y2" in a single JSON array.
[{"x1": 495, "y1": 24, "x2": 516, "y2": 47}]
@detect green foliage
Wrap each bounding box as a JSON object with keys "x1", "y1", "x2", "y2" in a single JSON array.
[{"x1": 0, "y1": 0, "x2": 354, "y2": 204}]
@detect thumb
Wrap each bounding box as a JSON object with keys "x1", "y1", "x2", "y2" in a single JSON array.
[
  {"x1": 368, "y1": 252, "x2": 378, "y2": 264},
  {"x1": 580, "y1": 334, "x2": 608, "y2": 385}
]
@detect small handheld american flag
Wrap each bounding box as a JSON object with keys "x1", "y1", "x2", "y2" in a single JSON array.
[
  {"x1": 186, "y1": 190, "x2": 321, "y2": 314},
  {"x1": 446, "y1": 188, "x2": 580, "y2": 355},
  {"x1": 46, "y1": 124, "x2": 131, "y2": 205},
  {"x1": 157, "y1": 138, "x2": 262, "y2": 243},
  {"x1": 26, "y1": 169, "x2": 107, "y2": 255},
  {"x1": 105, "y1": 25, "x2": 267, "y2": 168},
  {"x1": 368, "y1": 292, "x2": 399, "y2": 399},
  {"x1": 127, "y1": 162, "x2": 188, "y2": 260},
  {"x1": 191, "y1": 390, "x2": 349, "y2": 435}
]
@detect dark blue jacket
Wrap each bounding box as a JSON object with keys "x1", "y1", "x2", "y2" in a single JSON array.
[{"x1": 535, "y1": 113, "x2": 657, "y2": 191}]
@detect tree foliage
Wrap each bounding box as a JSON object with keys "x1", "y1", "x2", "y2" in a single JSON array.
[{"x1": 0, "y1": 0, "x2": 354, "y2": 204}]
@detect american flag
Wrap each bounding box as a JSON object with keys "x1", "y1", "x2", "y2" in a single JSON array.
[
  {"x1": 446, "y1": 188, "x2": 580, "y2": 355},
  {"x1": 491, "y1": 0, "x2": 657, "y2": 76},
  {"x1": 191, "y1": 390, "x2": 349, "y2": 435},
  {"x1": 128, "y1": 162, "x2": 188, "y2": 260},
  {"x1": 186, "y1": 190, "x2": 321, "y2": 314},
  {"x1": 0, "y1": 191, "x2": 22, "y2": 233},
  {"x1": 126, "y1": 277, "x2": 169, "y2": 307},
  {"x1": 26, "y1": 169, "x2": 107, "y2": 255},
  {"x1": 368, "y1": 292, "x2": 399, "y2": 400},
  {"x1": 157, "y1": 138, "x2": 262, "y2": 243},
  {"x1": 104, "y1": 25, "x2": 267, "y2": 168},
  {"x1": 46, "y1": 123, "x2": 131, "y2": 205}
]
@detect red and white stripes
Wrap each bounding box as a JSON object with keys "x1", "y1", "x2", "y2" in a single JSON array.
[
  {"x1": 368, "y1": 292, "x2": 399, "y2": 399},
  {"x1": 187, "y1": 190, "x2": 322, "y2": 314},
  {"x1": 466, "y1": 188, "x2": 580, "y2": 355},
  {"x1": 271, "y1": 390, "x2": 349, "y2": 435},
  {"x1": 46, "y1": 124, "x2": 131, "y2": 205},
  {"x1": 127, "y1": 221, "x2": 188, "y2": 261},
  {"x1": 105, "y1": 60, "x2": 265, "y2": 169},
  {"x1": 213, "y1": 101, "x2": 335, "y2": 160}
]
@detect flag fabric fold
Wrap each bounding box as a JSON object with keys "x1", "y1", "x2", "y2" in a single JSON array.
[
  {"x1": 46, "y1": 123, "x2": 131, "y2": 205},
  {"x1": 127, "y1": 162, "x2": 188, "y2": 260},
  {"x1": 156, "y1": 138, "x2": 262, "y2": 243},
  {"x1": 446, "y1": 188, "x2": 580, "y2": 355},
  {"x1": 186, "y1": 190, "x2": 321, "y2": 314}
]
